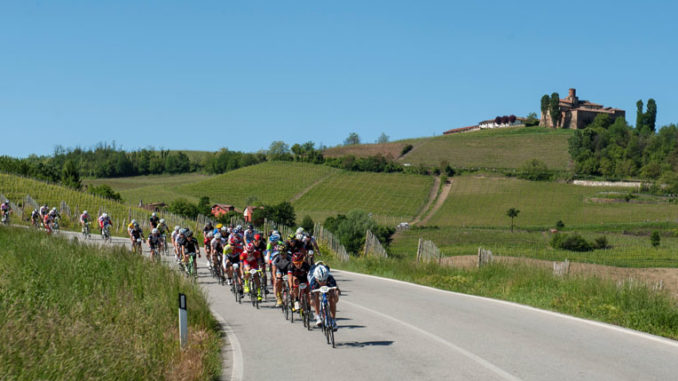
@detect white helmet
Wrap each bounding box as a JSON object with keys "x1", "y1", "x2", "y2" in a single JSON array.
[
  {"x1": 152, "y1": 212, "x2": 157, "y2": 217},
  {"x1": 220, "y1": 226, "x2": 228, "y2": 233},
  {"x1": 159, "y1": 218, "x2": 165, "y2": 224},
  {"x1": 102, "y1": 213, "x2": 108, "y2": 218},
  {"x1": 174, "y1": 226, "x2": 180, "y2": 232},
  {"x1": 313, "y1": 265, "x2": 329, "y2": 282},
  {"x1": 296, "y1": 227, "x2": 305, "y2": 234},
  {"x1": 51, "y1": 207, "x2": 57, "y2": 212},
  {"x1": 214, "y1": 233, "x2": 222, "y2": 240},
  {"x1": 152, "y1": 228, "x2": 159, "y2": 234},
  {"x1": 131, "y1": 219, "x2": 137, "y2": 225},
  {"x1": 83, "y1": 210, "x2": 88, "y2": 214},
  {"x1": 295, "y1": 233, "x2": 304, "y2": 241}
]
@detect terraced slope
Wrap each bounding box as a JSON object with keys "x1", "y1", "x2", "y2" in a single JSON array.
[
  {"x1": 324, "y1": 127, "x2": 573, "y2": 170},
  {"x1": 292, "y1": 171, "x2": 433, "y2": 224},
  {"x1": 176, "y1": 162, "x2": 339, "y2": 206}
]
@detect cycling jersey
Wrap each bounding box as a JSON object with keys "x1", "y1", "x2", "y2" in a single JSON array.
[
  {"x1": 211, "y1": 237, "x2": 224, "y2": 254},
  {"x1": 130, "y1": 227, "x2": 143, "y2": 239},
  {"x1": 157, "y1": 223, "x2": 169, "y2": 234},
  {"x1": 240, "y1": 248, "x2": 262, "y2": 269},
  {"x1": 243, "y1": 229, "x2": 254, "y2": 245},
  {"x1": 149, "y1": 216, "x2": 159, "y2": 228},
  {"x1": 180, "y1": 237, "x2": 199, "y2": 255},
  {"x1": 1, "y1": 203, "x2": 9, "y2": 213},
  {"x1": 289, "y1": 261, "x2": 310, "y2": 282},
  {"x1": 148, "y1": 234, "x2": 161, "y2": 247},
  {"x1": 273, "y1": 252, "x2": 292, "y2": 275},
  {"x1": 80, "y1": 214, "x2": 89, "y2": 224},
  {"x1": 310, "y1": 272, "x2": 337, "y2": 290}
]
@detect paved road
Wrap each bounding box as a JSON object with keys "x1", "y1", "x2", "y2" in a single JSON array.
[{"x1": 67, "y1": 231, "x2": 678, "y2": 380}]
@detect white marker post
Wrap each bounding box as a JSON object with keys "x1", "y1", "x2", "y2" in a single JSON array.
[{"x1": 178, "y1": 293, "x2": 187, "y2": 349}]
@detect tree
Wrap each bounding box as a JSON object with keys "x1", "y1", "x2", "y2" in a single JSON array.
[
  {"x1": 519, "y1": 159, "x2": 551, "y2": 181},
  {"x1": 300, "y1": 215, "x2": 314, "y2": 234},
  {"x1": 197, "y1": 196, "x2": 211, "y2": 216},
  {"x1": 651, "y1": 231, "x2": 661, "y2": 248},
  {"x1": 268, "y1": 141, "x2": 291, "y2": 161},
  {"x1": 549, "y1": 93, "x2": 560, "y2": 127},
  {"x1": 376, "y1": 133, "x2": 389, "y2": 144},
  {"x1": 540, "y1": 94, "x2": 550, "y2": 117},
  {"x1": 168, "y1": 198, "x2": 200, "y2": 219},
  {"x1": 344, "y1": 132, "x2": 360, "y2": 146},
  {"x1": 88, "y1": 184, "x2": 122, "y2": 201},
  {"x1": 646, "y1": 98, "x2": 657, "y2": 132},
  {"x1": 525, "y1": 112, "x2": 539, "y2": 127},
  {"x1": 636, "y1": 100, "x2": 644, "y2": 130},
  {"x1": 506, "y1": 208, "x2": 520, "y2": 232},
  {"x1": 61, "y1": 159, "x2": 81, "y2": 189}
]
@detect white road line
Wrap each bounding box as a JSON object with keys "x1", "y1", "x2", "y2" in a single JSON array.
[
  {"x1": 210, "y1": 310, "x2": 244, "y2": 381},
  {"x1": 335, "y1": 269, "x2": 678, "y2": 349},
  {"x1": 343, "y1": 299, "x2": 522, "y2": 381}
]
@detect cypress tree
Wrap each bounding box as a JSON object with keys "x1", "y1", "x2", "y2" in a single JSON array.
[
  {"x1": 636, "y1": 100, "x2": 644, "y2": 130},
  {"x1": 646, "y1": 99, "x2": 657, "y2": 132},
  {"x1": 549, "y1": 92, "x2": 560, "y2": 127}
]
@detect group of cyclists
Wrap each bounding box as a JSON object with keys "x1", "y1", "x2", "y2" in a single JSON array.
[
  {"x1": 0, "y1": 200, "x2": 342, "y2": 331},
  {"x1": 175, "y1": 221, "x2": 341, "y2": 331}
]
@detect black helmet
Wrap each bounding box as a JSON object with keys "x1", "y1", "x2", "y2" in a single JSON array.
[
  {"x1": 248, "y1": 224, "x2": 253, "y2": 230},
  {"x1": 186, "y1": 230, "x2": 193, "y2": 237}
]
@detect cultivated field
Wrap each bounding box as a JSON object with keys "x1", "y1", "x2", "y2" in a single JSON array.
[
  {"x1": 85, "y1": 173, "x2": 211, "y2": 205},
  {"x1": 176, "y1": 162, "x2": 339, "y2": 207},
  {"x1": 293, "y1": 171, "x2": 433, "y2": 224}
]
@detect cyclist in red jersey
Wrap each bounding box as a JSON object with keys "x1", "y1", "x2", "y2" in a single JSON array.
[
  {"x1": 241, "y1": 242, "x2": 264, "y2": 301},
  {"x1": 289, "y1": 251, "x2": 311, "y2": 312}
]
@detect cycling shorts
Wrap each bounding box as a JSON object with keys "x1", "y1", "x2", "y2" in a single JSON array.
[{"x1": 226, "y1": 255, "x2": 240, "y2": 264}]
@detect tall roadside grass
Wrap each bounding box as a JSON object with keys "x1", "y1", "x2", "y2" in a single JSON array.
[
  {"x1": 0, "y1": 227, "x2": 221, "y2": 380},
  {"x1": 322, "y1": 253, "x2": 678, "y2": 340}
]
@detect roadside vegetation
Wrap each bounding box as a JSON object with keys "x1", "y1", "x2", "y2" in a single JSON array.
[
  {"x1": 0, "y1": 227, "x2": 221, "y2": 380},
  {"x1": 322, "y1": 253, "x2": 678, "y2": 340}
]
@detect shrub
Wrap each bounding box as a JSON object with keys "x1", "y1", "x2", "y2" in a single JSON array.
[
  {"x1": 400, "y1": 144, "x2": 414, "y2": 156},
  {"x1": 651, "y1": 231, "x2": 661, "y2": 248},
  {"x1": 551, "y1": 233, "x2": 593, "y2": 252},
  {"x1": 555, "y1": 220, "x2": 565, "y2": 229},
  {"x1": 593, "y1": 236, "x2": 609, "y2": 249},
  {"x1": 88, "y1": 184, "x2": 122, "y2": 202},
  {"x1": 518, "y1": 159, "x2": 551, "y2": 181}
]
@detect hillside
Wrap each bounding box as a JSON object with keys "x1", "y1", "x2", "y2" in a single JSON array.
[{"x1": 324, "y1": 127, "x2": 573, "y2": 170}]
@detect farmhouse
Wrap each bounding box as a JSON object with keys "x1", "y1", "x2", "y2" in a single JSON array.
[
  {"x1": 541, "y1": 88, "x2": 625, "y2": 129},
  {"x1": 211, "y1": 204, "x2": 238, "y2": 217},
  {"x1": 443, "y1": 115, "x2": 526, "y2": 135}
]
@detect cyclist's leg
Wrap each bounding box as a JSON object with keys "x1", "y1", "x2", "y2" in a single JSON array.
[{"x1": 329, "y1": 291, "x2": 339, "y2": 319}]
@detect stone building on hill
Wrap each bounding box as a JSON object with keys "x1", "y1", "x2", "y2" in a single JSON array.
[{"x1": 541, "y1": 88, "x2": 625, "y2": 129}]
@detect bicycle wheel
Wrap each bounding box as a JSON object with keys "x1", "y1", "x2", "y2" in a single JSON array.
[
  {"x1": 283, "y1": 288, "x2": 289, "y2": 320},
  {"x1": 330, "y1": 322, "x2": 335, "y2": 348}
]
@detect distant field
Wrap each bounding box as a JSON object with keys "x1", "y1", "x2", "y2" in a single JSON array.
[
  {"x1": 426, "y1": 175, "x2": 678, "y2": 228},
  {"x1": 323, "y1": 127, "x2": 572, "y2": 170},
  {"x1": 85, "y1": 173, "x2": 210, "y2": 205},
  {"x1": 176, "y1": 162, "x2": 339, "y2": 207},
  {"x1": 401, "y1": 127, "x2": 573, "y2": 170},
  {"x1": 293, "y1": 171, "x2": 433, "y2": 224},
  {"x1": 390, "y1": 226, "x2": 678, "y2": 267}
]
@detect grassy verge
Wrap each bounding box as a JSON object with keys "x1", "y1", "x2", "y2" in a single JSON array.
[
  {"x1": 322, "y1": 253, "x2": 678, "y2": 340},
  {"x1": 0, "y1": 227, "x2": 221, "y2": 380}
]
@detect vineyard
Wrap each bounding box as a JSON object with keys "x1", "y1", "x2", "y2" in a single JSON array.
[
  {"x1": 293, "y1": 171, "x2": 433, "y2": 224},
  {"x1": 0, "y1": 173, "x2": 195, "y2": 235},
  {"x1": 85, "y1": 173, "x2": 210, "y2": 205},
  {"x1": 175, "y1": 161, "x2": 339, "y2": 206},
  {"x1": 426, "y1": 175, "x2": 678, "y2": 228}
]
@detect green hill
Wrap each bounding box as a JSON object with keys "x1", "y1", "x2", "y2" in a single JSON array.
[{"x1": 324, "y1": 127, "x2": 573, "y2": 170}]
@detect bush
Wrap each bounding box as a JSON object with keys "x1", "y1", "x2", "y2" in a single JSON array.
[
  {"x1": 651, "y1": 231, "x2": 661, "y2": 248},
  {"x1": 400, "y1": 144, "x2": 413, "y2": 156},
  {"x1": 88, "y1": 184, "x2": 122, "y2": 202},
  {"x1": 518, "y1": 159, "x2": 551, "y2": 181},
  {"x1": 555, "y1": 220, "x2": 565, "y2": 229},
  {"x1": 593, "y1": 236, "x2": 609, "y2": 249},
  {"x1": 168, "y1": 198, "x2": 200, "y2": 219},
  {"x1": 551, "y1": 233, "x2": 593, "y2": 252},
  {"x1": 300, "y1": 215, "x2": 314, "y2": 235}
]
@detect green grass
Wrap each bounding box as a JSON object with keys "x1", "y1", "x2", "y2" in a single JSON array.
[
  {"x1": 427, "y1": 174, "x2": 678, "y2": 228},
  {"x1": 293, "y1": 171, "x2": 434, "y2": 224},
  {"x1": 0, "y1": 227, "x2": 221, "y2": 380},
  {"x1": 322, "y1": 253, "x2": 678, "y2": 340},
  {"x1": 176, "y1": 162, "x2": 339, "y2": 207},
  {"x1": 0, "y1": 173, "x2": 194, "y2": 235},
  {"x1": 85, "y1": 173, "x2": 212, "y2": 205},
  {"x1": 400, "y1": 127, "x2": 573, "y2": 170},
  {"x1": 390, "y1": 226, "x2": 678, "y2": 267}
]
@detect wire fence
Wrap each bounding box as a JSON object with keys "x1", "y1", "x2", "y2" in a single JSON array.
[
  {"x1": 364, "y1": 230, "x2": 388, "y2": 258},
  {"x1": 313, "y1": 223, "x2": 350, "y2": 261},
  {"x1": 416, "y1": 238, "x2": 441, "y2": 263}
]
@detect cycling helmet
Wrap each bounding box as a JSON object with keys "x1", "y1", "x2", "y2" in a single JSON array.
[
  {"x1": 296, "y1": 227, "x2": 305, "y2": 234},
  {"x1": 174, "y1": 226, "x2": 180, "y2": 232},
  {"x1": 131, "y1": 219, "x2": 137, "y2": 225},
  {"x1": 180, "y1": 228, "x2": 188, "y2": 235},
  {"x1": 220, "y1": 226, "x2": 228, "y2": 233},
  {"x1": 313, "y1": 265, "x2": 329, "y2": 282},
  {"x1": 246, "y1": 242, "x2": 255, "y2": 252},
  {"x1": 133, "y1": 222, "x2": 139, "y2": 227},
  {"x1": 248, "y1": 224, "x2": 253, "y2": 230},
  {"x1": 292, "y1": 252, "x2": 305, "y2": 263},
  {"x1": 214, "y1": 233, "x2": 222, "y2": 240},
  {"x1": 159, "y1": 218, "x2": 165, "y2": 224},
  {"x1": 236, "y1": 224, "x2": 242, "y2": 231},
  {"x1": 295, "y1": 233, "x2": 304, "y2": 241},
  {"x1": 205, "y1": 222, "x2": 213, "y2": 228},
  {"x1": 216, "y1": 223, "x2": 223, "y2": 229},
  {"x1": 207, "y1": 231, "x2": 214, "y2": 238},
  {"x1": 102, "y1": 213, "x2": 108, "y2": 218},
  {"x1": 254, "y1": 233, "x2": 261, "y2": 241},
  {"x1": 186, "y1": 230, "x2": 193, "y2": 237},
  {"x1": 152, "y1": 228, "x2": 159, "y2": 234},
  {"x1": 270, "y1": 233, "x2": 281, "y2": 242},
  {"x1": 52, "y1": 207, "x2": 57, "y2": 212},
  {"x1": 83, "y1": 210, "x2": 88, "y2": 215},
  {"x1": 152, "y1": 212, "x2": 157, "y2": 217},
  {"x1": 229, "y1": 236, "x2": 238, "y2": 245}
]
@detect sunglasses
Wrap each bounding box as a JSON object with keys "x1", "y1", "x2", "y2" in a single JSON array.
[{"x1": 293, "y1": 261, "x2": 304, "y2": 266}]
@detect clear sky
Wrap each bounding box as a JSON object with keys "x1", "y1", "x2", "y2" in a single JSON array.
[{"x1": 2, "y1": 0, "x2": 676, "y2": 157}]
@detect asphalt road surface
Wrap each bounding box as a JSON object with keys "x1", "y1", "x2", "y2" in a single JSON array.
[{"x1": 65, "y1": 230, "x2": 678, "y2": 380}]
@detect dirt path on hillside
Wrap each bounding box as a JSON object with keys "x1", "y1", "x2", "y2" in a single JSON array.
[
  {"x1": 416, "y1": 179, "x2": 453, "y2": 226},
  {"x1": 289, "y1": 174, "x2": 334, "y2": 202},
  {"x1": 442, "y1": 255, "x2": 678, "y2": 298},
  {"x1": 410, "y1": 176, "x2": 441, "y2": 225}
]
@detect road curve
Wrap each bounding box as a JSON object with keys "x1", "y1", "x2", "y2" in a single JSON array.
[{"x1": 58, "y1": 231, "x2": 678, "y2": 380}]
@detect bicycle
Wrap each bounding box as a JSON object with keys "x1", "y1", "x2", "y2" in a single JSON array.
[
  {"x1": 132, "y1": 238, "x2": 143, "y2": 254},
  {"x1": 184, "y1": 253, "x2": 197, "y2": 282},
  {"x1": 102, "y1": 224, "x2": 112, "y2": 244},
  {"x1": 230, "y1": 263, "x2": 243, "y2": 304},
  {"x1": 52, "y1": 216, "x2": 60, "y2": 234},
  {"x1": 248, "y1": 268, "x2": 263, "y2": 309},
  {"x1": 299, "y1": 283, "x2": 312, "y2": 330},
  {"x1": 312, "y1": 286, "x2": 338, "y2": 348},
  {"x1": 213, "y1": 253, "x2": 225, "y2": 286},
  {"x1": 281, "y1": 275, "x2": 291, "y2": 321},
  {"x1": 1, "y1": 212, "x2": 10, "y2": 225},
  {"x1": 82, "y1": 222, "x2": 91, "y2": 240}
]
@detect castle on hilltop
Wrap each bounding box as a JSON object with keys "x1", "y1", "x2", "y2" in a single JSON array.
[{"x1": 541, "y1": 88, "x2": 625, "y2": 129}]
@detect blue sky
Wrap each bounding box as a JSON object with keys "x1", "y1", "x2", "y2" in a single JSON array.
[{"x1": 2, "y1": 0, "x2": 676, "y2": 157}]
